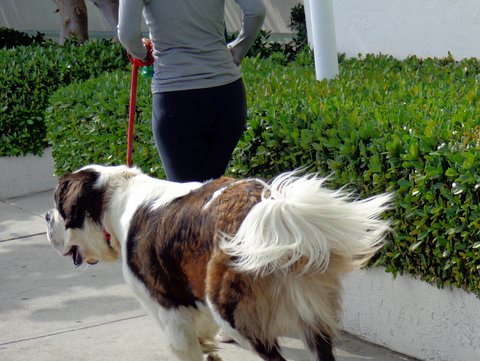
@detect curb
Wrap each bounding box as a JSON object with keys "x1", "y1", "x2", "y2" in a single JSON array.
[
  {"x1": 0, "y1": 148, "x2": 57, "y2": 199},
  {"x1": 341, "y1": 268, "x2": 480, "y2": 361}
]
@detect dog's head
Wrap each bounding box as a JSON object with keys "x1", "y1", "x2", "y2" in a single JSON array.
[{"x1": 45, "y1": 165, "x2": 140, "y2": 267}]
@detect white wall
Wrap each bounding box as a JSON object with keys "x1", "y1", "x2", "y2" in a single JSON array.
[
  {"x1": 333, "y1": 0, "x2": 480, "y2": 59},
  {"x1": 341, "y1": 268, "x2": 480, "y2": 361},
  {"x1": 0, "y1": 148, "x2": 57, "y2": 199}
]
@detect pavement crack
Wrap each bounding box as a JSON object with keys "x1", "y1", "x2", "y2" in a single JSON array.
[
  {"x1": 0, "y1": 232, "x2": 47, "y2": 243},
  {"x1": 0, "y1": 314, "x2": 147, "y2": 346},
  {"x1": 4, "y1": 205, "x2": 44, "y2": 218}
]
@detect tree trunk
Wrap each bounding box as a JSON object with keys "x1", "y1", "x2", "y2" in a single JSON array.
[
  {"x1": 89, "y1": 0, "x2": 119, "y2": 38},
  {"x1": 53, "y1": 0, "x2": 89, "y2": 44}
]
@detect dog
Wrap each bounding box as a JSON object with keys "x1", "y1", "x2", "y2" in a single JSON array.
[{"x1": 45, "y1": 164, "x2": 391, "y2": 361}]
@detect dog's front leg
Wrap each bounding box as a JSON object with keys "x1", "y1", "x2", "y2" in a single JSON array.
[{"x1": 157, "y1": 306, "x2": 206, "y2": 361}]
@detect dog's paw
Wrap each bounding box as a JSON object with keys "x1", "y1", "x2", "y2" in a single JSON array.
[
  {"x1": 205, "y1": 354, "x2": 222, "y2": 361},
  {"x1": 216, "y1": 329, "x2": 234, "y2": 343}
]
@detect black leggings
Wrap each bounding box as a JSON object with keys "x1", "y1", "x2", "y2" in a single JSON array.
[{"x1": 152, "y1": 79, "x2": 247, "y2": 183}]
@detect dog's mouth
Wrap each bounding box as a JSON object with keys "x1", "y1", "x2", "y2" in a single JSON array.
[
  {"x1": 65, "y1": 246, "x2": 83, "y2": 267},
  {"x1": 65, "y1": 246, "x2": 99, "y2": 267}
]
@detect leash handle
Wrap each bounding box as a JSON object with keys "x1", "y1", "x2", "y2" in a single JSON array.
[
  {"x1": 126, "y1": 42, "x2": 154, "y2": 67},
  {"x1": 127, "y1": 63, "x2": 139, "y2": 167}
]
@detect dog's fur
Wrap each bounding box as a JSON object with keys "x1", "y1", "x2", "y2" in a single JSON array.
[{"x1": 46, "y1": 165, "x2": 391, "y2": 361}]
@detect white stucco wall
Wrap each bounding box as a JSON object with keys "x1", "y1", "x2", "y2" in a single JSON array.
[
  {"x1": 0, "y1": 149, "x2": 57, "y2": 199},
  {"x1": 333, "y1": 0, "x2": 480, "y2": 59},
  {"x1": 341, "y1": 268, "x2": 480, "y2": 361}
]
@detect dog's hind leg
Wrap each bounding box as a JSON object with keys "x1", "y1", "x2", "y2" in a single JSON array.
[
  {"x1": 195, "y1": 306, "x2": 221, "y2": 360},
  {"x1": 302, "y1": 330, "x2": 335, "y2": 361},
  {"x1": 206, "y1": 255, "x2": 288, "y2": 360},
  {"x1": 248, "y1": 339, "x2": 287, "y2": 361}
]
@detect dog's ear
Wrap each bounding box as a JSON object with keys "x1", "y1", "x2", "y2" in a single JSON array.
[{"x1": 55, "y1": 170, "x2": 105, "y2": 229}]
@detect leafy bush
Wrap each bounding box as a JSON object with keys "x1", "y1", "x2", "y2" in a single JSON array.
[
  {"x1": 0, "y1": 39, "x2": 128, "y2": 157},
  {"x1": 0, "y1": 27, "x2": 46, "y2": 48},
  {"x1": 46, "y1": 54, "x2": 480, "y2": 295},
  {"x1": 237, "y1": 54, "x2": 480, "y2": 294},
  {"x1": 46, "y1": 69, "x2": 163, "y2": 177},
  {"x1": 288, "y1": 3, "x2": 308, "y2": 49}
]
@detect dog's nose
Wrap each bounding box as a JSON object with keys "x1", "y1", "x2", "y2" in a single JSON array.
[{"x1": 45, "y1": 211, "x2": 52, "y2": 223}]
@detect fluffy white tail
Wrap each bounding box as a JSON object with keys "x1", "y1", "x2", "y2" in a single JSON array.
[{"x1": 220, "y1": 172, "x2": 392, "y2": 277}]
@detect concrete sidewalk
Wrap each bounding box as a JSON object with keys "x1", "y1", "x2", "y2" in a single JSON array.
[{"x1": 0, "y1": 190, "x2": 418, "y2": 361}]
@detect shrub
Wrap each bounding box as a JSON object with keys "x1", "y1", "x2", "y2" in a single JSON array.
[
  {"x1": 236, "y1": 54, "x2": 480, "y2": 294},
  {"x1": 46, "y1": 54, "x2": 480, "y2": 295},
  {"x1": 46, "y1": 69, "x2": 163, "y2": 177},
  {"x1": 0, "y1": 39, "x2": 128, "y2": 157},
  {"x1": 288, "y1": 3, "x2": 307, "y2": 49},
  {"x1": 0, "y1": 27, "x2": 46, "y2": 48}
]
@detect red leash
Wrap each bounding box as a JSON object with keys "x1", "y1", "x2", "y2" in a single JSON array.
[
  {"x1": 127, "y1": 63, "x2": 139, "y2": 167},
  {"x1": 126, "y1": 42, "x2": 154, "y2": 167}
]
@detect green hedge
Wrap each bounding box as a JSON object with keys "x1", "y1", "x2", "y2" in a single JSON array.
[
  {"x1": 237, "y1": 54, "x2": 480, "y2": 295},
  {"x1": 0, "y1": 39, "x2": 128, "y2": 157},
  {"x1": 46, "y1": 68, "x2": 163, "y2": 177},
  {"x1": 0, "y1": 27, "x2": 45, "y2": 49},
  {"x1": 46, "y1": 53, "x2": 480, "y2": 295}
]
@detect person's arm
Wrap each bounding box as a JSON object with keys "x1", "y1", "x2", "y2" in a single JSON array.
[
  {"x1": 117, "y1": 0, "x2": 150, "y2": 61},
  {"x1": 228, "y1": 0, "x2": 266, "y2": 65}
]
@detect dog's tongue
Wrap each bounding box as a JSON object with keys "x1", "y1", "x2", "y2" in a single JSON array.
[{"x1": 71, "y1": 246, "x2": 83, "y2": 267}]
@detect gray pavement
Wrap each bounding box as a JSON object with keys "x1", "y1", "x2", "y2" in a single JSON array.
[{"x1": 0, "y1": 190, "x2": 418, "y2": 361}]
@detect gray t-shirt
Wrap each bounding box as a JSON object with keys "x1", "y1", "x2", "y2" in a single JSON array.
[{"x1": 118, "y1": 0, "x2": 266, "y2": 93}]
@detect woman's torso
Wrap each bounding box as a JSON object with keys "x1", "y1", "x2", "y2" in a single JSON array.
[{"x1": 144, "y1": 0, "x2": 241, "y2": 93}]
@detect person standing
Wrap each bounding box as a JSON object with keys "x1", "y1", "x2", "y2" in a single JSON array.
[{"x1": 118, "y1": 0, "x2": 266, "y2": 182}]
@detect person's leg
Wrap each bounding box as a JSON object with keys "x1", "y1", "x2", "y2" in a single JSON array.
[
  {"x1": 152, "y1": 80, "x2": 246, "y2": 183},
  {"x1": 152, "y1": 90, "x2": 213, "y2": 182},
  {"x1": 207, "y1": 79, "x2": 247, "y2": 178}
]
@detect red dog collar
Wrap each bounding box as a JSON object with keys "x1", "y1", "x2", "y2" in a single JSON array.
[{"x1": 103, "y1": 228, "x2": 111, "y2": 243}]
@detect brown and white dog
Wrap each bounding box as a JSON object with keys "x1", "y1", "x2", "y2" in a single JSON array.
[{"x1": 45, "y1": 164, "x2": 391, "y2": 361}]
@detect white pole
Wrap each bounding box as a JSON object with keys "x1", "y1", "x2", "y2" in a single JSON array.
[
  {"x1": 304, "y1": 0, "x2": 313, "y2": 46},
  {"x1": 307, "y1": 0, "x2": 339, "y2": 80}
]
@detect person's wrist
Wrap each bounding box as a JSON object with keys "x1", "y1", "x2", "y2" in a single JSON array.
[{"x1": 126, "y1": 45, "x2": 154, "y2": 67}]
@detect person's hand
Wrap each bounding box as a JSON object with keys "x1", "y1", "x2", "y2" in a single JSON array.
[
  {"x1": 227, "y1": 44, "x2": 242, "y2": 66},
  {"x1": 127, "y1": 38, "x2": 154, "y2": 66},
  {"x1": 142, "y1": 38, "x2": 152, "y2": 48}
]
